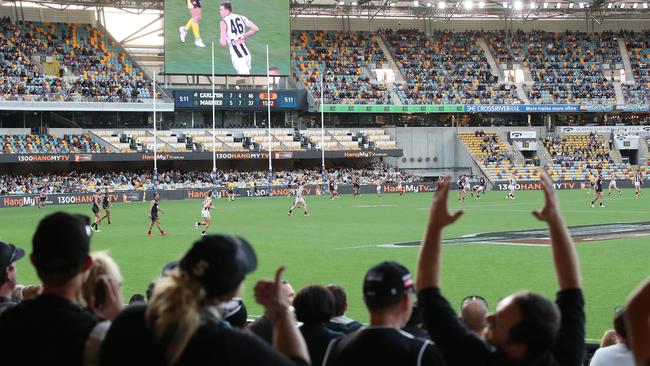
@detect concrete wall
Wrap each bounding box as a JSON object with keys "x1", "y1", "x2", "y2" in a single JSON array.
[
  {"x1": 385, "y1": 127, "x2": 477, "y2": 177},
  {"x1": 0, "y1": 128, "x2": 31, "y2": 135},
  {"x1": 48, "y1": 128, "x2": 84, "y2": 137}
]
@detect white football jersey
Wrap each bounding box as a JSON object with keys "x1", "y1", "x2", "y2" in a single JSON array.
[{"x1": 223, "y1": 13, "x2": 249, "y2": 45}]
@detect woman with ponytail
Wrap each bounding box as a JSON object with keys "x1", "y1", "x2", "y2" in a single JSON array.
[{"x1": 100, "y1": 234, "x2": 310, "y2": 366}]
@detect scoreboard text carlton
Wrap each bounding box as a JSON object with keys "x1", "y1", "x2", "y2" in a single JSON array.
[{"x1": 174, "y1": 89, "x2": 299, "y2": 110}]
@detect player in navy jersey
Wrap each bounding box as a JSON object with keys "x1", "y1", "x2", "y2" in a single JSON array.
[
  {"x1": 147, "y1": 193, "x2": 167, "y2": 237},
  {"x1": 100, "y1": 188, "x2": 112, "y2": 225},
  {"x1": 591, "y1": 174, "x2": 605, "y2": 208},
  {"x1": 91, "y1": 189, "x2": 102, "y2": 232}
]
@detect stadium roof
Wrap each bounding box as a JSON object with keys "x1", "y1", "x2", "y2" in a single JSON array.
[
  {"x1": 291, "y1": 0, "x2": 650, "y2": 20},
  {"x1": 4, "y1": 0, "x2": 650, "y2": 19}
]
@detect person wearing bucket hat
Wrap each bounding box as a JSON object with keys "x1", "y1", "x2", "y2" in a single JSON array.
[
  {"x1": 0, "y1": 240, "x2": 25, "y2": 315},
  {"x1": 100, "y1": 234, "x2": 310, "y2": 366}
]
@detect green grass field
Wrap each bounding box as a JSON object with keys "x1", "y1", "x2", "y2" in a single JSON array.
[
  {"x1": 164, "y1": 0, "x2": 290, "y2": 74},
  {"x1": 2, "y1": 189, "x2": 649, "y2": 341}
]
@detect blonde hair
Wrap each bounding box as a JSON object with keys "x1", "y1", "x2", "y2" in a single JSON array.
[
  {"x1": 79, "y1": 251, "x2": 123, "y2": 308},
  {"x1": 146, "y1": 269, "x2": 213, "y2": 365}
]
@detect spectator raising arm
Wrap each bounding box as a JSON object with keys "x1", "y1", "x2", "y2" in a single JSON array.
[
  {"x1": 626, "y1": 277, "x2": 650, "y2": 366},
  {"x1": 531, "y1": 173, "x2": 582, "y2": 290},
  {"x1": 255, "y1": 266, "x2": 310, "y2": 364},
  {"x1": 416, "y1": 177, "x2": 463, "y2": 291}
]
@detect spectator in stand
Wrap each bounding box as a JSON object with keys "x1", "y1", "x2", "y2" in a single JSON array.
[
  {"x1": 293, "y1": 285, "x2": 344, "y2": 366},
  {"x1": 326, "y1": 284, "x2": 363, "y2": 334},
  {"x1": 100, "y1": 234, "x2": 310, "y2": 366},
  {"x1": 250, "y1": 279, "x2": 296, "y2": 344},
  {"x1": 218, "y1": 297, "x2": 248, "y2": 329},
  {"x1": 589, "y1": 308, "x2": 634, "y2": 366},
  {"x1": 625, "y1": 277, "x2": 650, "y2": 366},
  {"x1": 460, "y1": 296, "x2": 489, "y2": 338},
  {"x1": 599, "y1": 329, "x2": 618, "y2": 348},
  {"x1": 416, "y1": 174, "x2": 584, "y2": 366},
  {"x1": 322, "y1": 261, "x2": 447, "y2": 366},
  {"x1": 0, "y1": 212, "x2": 122, "y2": 366},
  {"x1": 0, "y1": 240, "x2": 25, "y2": 315}
]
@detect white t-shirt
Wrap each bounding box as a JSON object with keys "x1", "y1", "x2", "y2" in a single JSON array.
[{"x1": 589, "y1": 343, "x2": 634, "y2": 366}]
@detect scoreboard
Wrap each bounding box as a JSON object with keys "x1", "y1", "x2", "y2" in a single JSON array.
[{"x1": 174, "y1": 89, "x2": 300, "y2": 110}]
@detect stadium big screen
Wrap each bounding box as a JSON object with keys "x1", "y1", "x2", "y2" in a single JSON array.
[{"x1": 164, "y1": 0, "x2": 290, "y2": 75}]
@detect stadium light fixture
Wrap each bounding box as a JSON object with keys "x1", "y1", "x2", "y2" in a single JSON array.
[
  {"x1": 543, "y1": 2, "x2": 549, "y2": 7},
  {"x1": 414, "y1": 0, "x2": 419, "y2": 6},
  {"x1": 530, "y1": 2, "x2": 536, "y2": 8},
  {"x1": 579, "y1": 2, "x2": 584, "y2": 7},
  {"x1": 556, "y1": 2, "x2": 561, "y2": 8},
  {"x1": 464, "y1": 0, "x2": 474, "y2": 9},
  {"x1": 479, "y1": 1, "x2": 485, "y2": 7},
  {"x1": 351, "y1": 1, "x2": 358, "y2": 5},
  {"x1": 439, "y1": 1, "x2": 447, "y2": 8},
  {"x1": 632, "y1": 2, "x2": 638, "y2": 7},
  {"x1": 389, "y1": 1, "x2": 397, "y2": 6},
  {"x1": 607, "y1": 2, "x2": 613, "y2": 7},
  {"x1": 620, "y1": 2, "x2": 625, "y2": 7},
  {"x1": 426, "y1": 1, "x2": 433, "y2": 6},
  {"x1": 514, "y1": 0, "x2": 523, "y2": 8},
  {"x1": 644, "y1": 2, "x2": 649, "y2": 8},
  {"x1": 568, "y1": 2, "x2": 574, "y2": 8},
  {"x1": 337, "y1": 1, "x2": 345, "y2": 5},
  {"x1": 502, "y1": 1, "x2": 509, "y2": 7}
]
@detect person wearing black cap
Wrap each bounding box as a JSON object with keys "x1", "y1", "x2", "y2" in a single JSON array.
[
  {"x1": 322, "y1": 261, "x2": 447, "y2": 366},
  {"x1": 0, "y1": 240, "x2": 25, "y2": 315},
  {"x1": 100, "y1": 234, "x2": 310, "y2": 366},
  {"x1": 416, "y1": 175, "x2": 584, "y2": 366},
  {"x1": 0, "y1": 212, "x2": 122, "y2": 366}
]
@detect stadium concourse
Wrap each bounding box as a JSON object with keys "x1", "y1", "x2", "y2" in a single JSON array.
[{"x1": 1, "y1": 1, "x2": 650, "y2": 366}]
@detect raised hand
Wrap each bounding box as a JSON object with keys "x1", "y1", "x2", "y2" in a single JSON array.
[
  {"x1": 532, "y1": 173, "x2": 560, "y2": 223},
  {"x1": 254, "y1": 266, "x2": 289, "y2": 317},
  {"x1": 428, "y1": 177, "x2": 464, "y2": 230}
]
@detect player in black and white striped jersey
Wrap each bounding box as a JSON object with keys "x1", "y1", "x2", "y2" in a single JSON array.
[{"x1": 219, "y1": 1, "x2": 259, "y2": 75}]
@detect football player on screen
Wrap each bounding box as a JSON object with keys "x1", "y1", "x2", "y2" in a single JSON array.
[
  {"x1": 179, "y1": 0, "x2": 206, "y2": 48},
  {"x1": 219, "y1": 1, "x2": 259, "y2": 75}
]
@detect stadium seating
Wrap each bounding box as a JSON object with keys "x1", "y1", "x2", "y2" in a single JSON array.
[
  {"x1": 543, "y1": 133, "x2": 612, "y2": 163},
  {"x1": 458, "y1": 132, "x2": 513, "y2": 163},
  {"x1": 623, "y1": 30, "x2": 650, "y2": 104},
  {"x1": 484, "y1": 30, "x2": 618, "y2": 104},
  {"x1": 0, "y1": 17, "x2": 151, "y2": 102},
  {"x1": 484, "y1": 161, "x2": 541, "y2": 181},
  {"x1": 1, "y1": 134, "x2": 106, "y2": 153},
  {"x1": 544, "y1": 162, "x2": 633, "y2": 181},
  {"x1": 291, "y1": 31, "x2": 392, "y2": 104},
  {"x1": 382, "y1": 29, "x2": 520, "y2": 104}
]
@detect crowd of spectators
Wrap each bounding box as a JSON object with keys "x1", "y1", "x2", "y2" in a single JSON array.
[
  {"x1": 383, "y1": 29, "x2": 520, "y2": 105},
  {"x1": 543, "y1": 132, "x2": 612, "y2": 164},
  {"x1": 485, "y1": 30, "x2": 618, "y2": 104},
  {"x1": 622, "y1": 30, "x2": 650, "y2": 104},
  {"x1": 1, "y1": 134, "x2": 106, "y2": 154},
  {"x1": 1, "y1": 178, "x2": 649, "y2": 366},
  {"x1": 0, "y1": 17, "x2": 152, "y2": 102},
  {"x1": 0, "y1": 164, "x2": 422, "y2": 195},
  {"x1": 291, "y1": 31, "x2": 392, "y2": 104}
]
